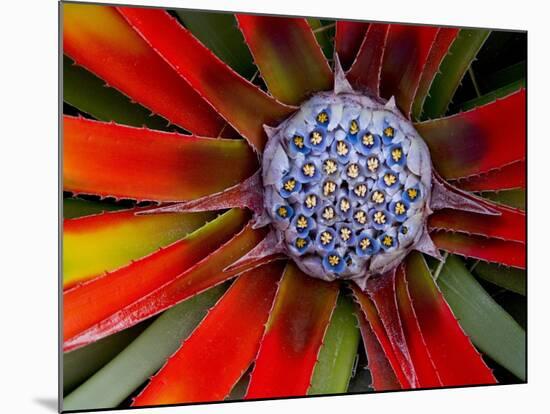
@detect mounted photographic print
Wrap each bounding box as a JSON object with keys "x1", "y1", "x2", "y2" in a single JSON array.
[{"x1": 61, "y1": 1, "x2": 527, "y2": 412}]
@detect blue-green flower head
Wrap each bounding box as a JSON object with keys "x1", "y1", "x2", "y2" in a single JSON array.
[{"x1": 261, "y1": 71, "x2": 432, "y2": 283}]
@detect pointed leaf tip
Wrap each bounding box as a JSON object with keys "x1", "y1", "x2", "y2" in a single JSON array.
[
  {"x1": 333, "y1": 54, "x2": 355, "y2": 95},
  {"x1": 63, "y1": 116, "x2": 258, "y2": 202},
  {"x1": 223, "y1": 230, "x2": 284, "y2": 274},
  {"x1": 138, "y1": 171, "x2": 264, "y2": 218},
  {"x1": 430, "y1": 172, "x2": 501, "y2": 216}
]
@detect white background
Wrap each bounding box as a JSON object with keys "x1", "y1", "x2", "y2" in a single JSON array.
[{"x1": 0, "y1": 0, "x2": 546, "y2": 413}]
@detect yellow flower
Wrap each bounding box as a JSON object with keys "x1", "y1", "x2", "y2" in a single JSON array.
[
  {"x1": 323, "y1": 159, "x2": 337, "y2": 175},
  {"x1": 310, "y1": 130, "x2": 323, "y2": 145},
  {"x1": 323, "y1": 181, "x2": 336, "y2": 196},
  {"x1": 391, "y1": 148, "x2": 402, "y2": 162},
  {"x1": 317, "y1": 111, "x2": 328, "y2": 123},
  {"x1": 373, "y1": 211, "x2": 386, "y2": 224},
  {"x1": 277, "y1": 206, "x2": 288, "y2": 217},
  {"x1": 349, "y1": 120, "x2": 359, "y2": 135},
  {"x1": 383, "y1": 235, "x2": 394, "y2": 247},
  {"x1": 328, "y1": 255, "x2": 340, "y2": 266},
  {"x1": 362, "y1": 133, "x2": 374, "y2": 147},
  {"x1": 302, "y1": 163, "x2": 315, "y2": 177},
  {"x1": 383, "y1": 173, "x2": 397, "y2": 186},
  {"x1": 359, "y1": 238, "x2": 371, "y2": 250},
  {"x1": 367, "y1": 157, "x2": 379, "y2": 172},
  {"x1": 320, "y1": 231, "x2": 333, "y2": 245},
  {"x1": 347, "y1": 163, "x2": 359, "y2": 178},
  {"x1": 296, "y1": 215, "x2": 308, "y2": 229},
  {"x1": 340, "y1": 227, "x2": 351, "y2": 241},
  {"x1": 407, "y1": 188, "x2": 418, "y2": 200},
  {"x1": 305, "y1": 194, "x2": 317, "y2": 209},
  {"x1": 394, "y1": 202, "x2": 406, "y2": 215},
  {"x1": 293, "y1": 135, "x2": 304, "y2": 149},
  {"x1": 371, "y1": 191, "x2": 385, "y2": 204},
  {"x1": 283, "y1": 178, "x2": 296, "y2": 191}
]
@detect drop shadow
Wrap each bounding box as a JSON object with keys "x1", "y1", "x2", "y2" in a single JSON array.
[{"x1": 34, "y1": 397, "x2": 59, "y2": 412}]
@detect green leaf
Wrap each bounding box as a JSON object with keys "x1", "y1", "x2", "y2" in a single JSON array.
[
  {"x1": 63, "y1": 55, "x2": 170, "y2": 129},
  {"x1": 308, "y1": 18, "x2": 334, "y2": 60},
  {"x1": 422, "y1": 29, "x2": 490, "y2": 119},
  {"x1": 63, "y1": 284, "x2": 227, "y2": 411},
  {"x1": 308, "y1": 294, "x2": 361, "y2": 395},
  {"x1": 474, "y1": 262, "x2": 526, "y2": 296},
  {"x1": 484, "y1": 60, "x2": 526, "y2": 91},
  {"x1": 460, "y1": 79, "x2": 525, "y2": 111},
  {"x1": 437, "y1": 255, "x2": 526, "y2": 380},
  {"x1": 63, "y1": 197, "x2": 125, "y2": 219},
  {"x1": 175, "y1": 10, "x2": 255, "y2": 78},
  {"x1": 495, "y1": 292, "x2": 526, "y2": 330},
  {"x1": 226, "y1": 371, "x2": 251, "y2": 401},
  {"x1": 63, "y1": 321, "x2": 147, "y2": 394},
  {"x1": 481, "y1": 189, "x2": 526, "y2": 210},
  {"x1": 347, "y1": 365, "x2": 373, "y2": 393}
]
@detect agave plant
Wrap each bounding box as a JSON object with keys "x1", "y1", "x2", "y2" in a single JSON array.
[{"x1": 62, "y1": 2, "x2": 526, "y2": 411}]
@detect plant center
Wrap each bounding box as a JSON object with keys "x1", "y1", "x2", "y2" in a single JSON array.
[{"x1": 262, "y1": 91, "x2": 432, "y2": 281}]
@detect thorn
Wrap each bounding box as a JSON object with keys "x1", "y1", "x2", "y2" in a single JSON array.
[
  {"x1": 333, "y1": 53, "x2": 355, "y2": 95},
  {"x1": 385, "y1": 96, "x2": 397, "y2": 110},
  {"x1": 416, "y1": 230, "x2": 444, "y2": 261},
  {"x1": 430, "y1": 171, "x2": 500, "y2": 215}
]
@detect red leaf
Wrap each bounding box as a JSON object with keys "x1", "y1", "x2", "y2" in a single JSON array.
[
  {"x1": 118, "y1": 7, "x2": 296, "y2": 152},
  {"x1": 132, "y1": 262, "x2": 285, "y2": 406},
  {"x1": 335, "y1": 21, "x2": 370, "y2": 70},
  {"x1": 431, "y1": 231, "x2": 525, "y2": 269},
  {"x1": 366, "y1": 272, "x2": 418, "y2": 387},
  {"x1": 380, "y1": 24, "x2": 440, "y2": 117},
  {"x1": 355, "y1": 306, "x2": 401, "y2": 391},
  {"x1": 141, "y1": 171, "x2": 264, "y2": 217},
  {"x1": 412, "y1": 28, "x2": 460, "y2": 120},
  {"x1": 64, "y1": 217, "x2": 270, "y2": 352},
  {"x1": 405, "y1": 253, "x2": 497, "y2": 386},
  {"x1": 63, "y1": 116, "x2": 258, "y2": 202},
  {"x1": 395, "y1": 266, "x2": 442, "y2": 388},
  {"x1": 429, "y1": 201, "x2": 525, "y2": 244},
  {"x1": 352, "y1": 285, "x2": 411, "y2": 388},
  {"x1": 347, "y1": 24, "x2": 390, "y2": 96},
  {"x1": 63, "y1": 3, "x2": 226, "y2": 136},
  {"x1": 453, "y1": 160, "x2": 526, "y2": 192},
  {"x1": 415, "y1": 89, "x2": 526, "y2": 179},
  {"x1": 224, "y1": 230, "x2": 285, "y2": 274},
  {"x1": 237, "y1": 15, "x2": 333, "y2": 105},
  {"x1": 63, "y1": 209, "x2": 251, "y2": 351},
  {"x1": 245, "y1": 263, "x2": 339, "y2": 399}
]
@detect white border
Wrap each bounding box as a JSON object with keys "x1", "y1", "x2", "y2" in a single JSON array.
[{"x1": 1, "y1": 0, "x2": 547, "y2": 413}]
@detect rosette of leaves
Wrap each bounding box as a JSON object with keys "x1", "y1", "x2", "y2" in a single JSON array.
[{"x1": 62, "y1": 3, "x2": 526, "y2": 411}]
